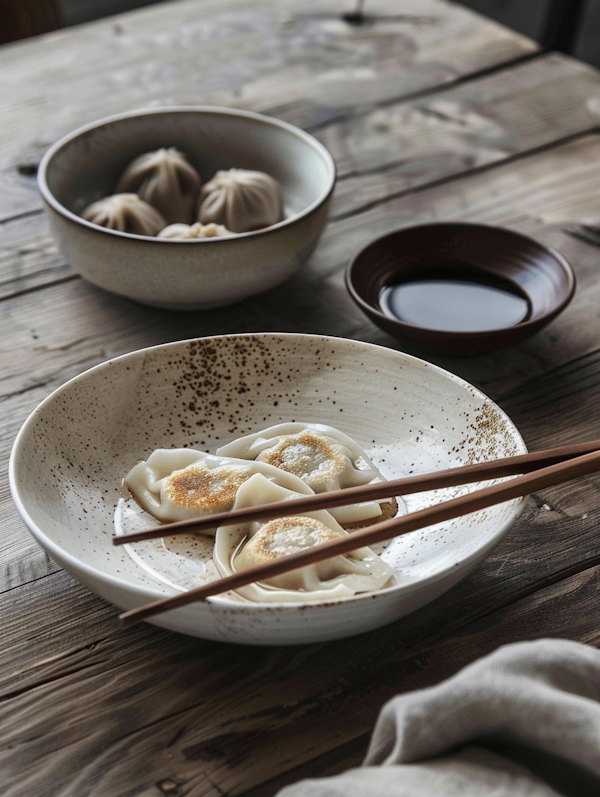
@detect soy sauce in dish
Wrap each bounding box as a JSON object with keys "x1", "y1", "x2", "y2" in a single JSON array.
[{"x1": 379, "y1": 261, "x2": 530, "y2": 333}]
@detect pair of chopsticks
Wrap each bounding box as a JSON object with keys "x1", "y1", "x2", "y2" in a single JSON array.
[{"x1": 116, "y1": 439, "x2": 600, "y2": 626}]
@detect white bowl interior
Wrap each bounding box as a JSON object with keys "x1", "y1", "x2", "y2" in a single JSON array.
[
  {"x1": 11, "y1": 335, "x2": 526, "y2": 644},
  {"x1": 43, "y1": 108, "x2": 332, "y2": 223}
]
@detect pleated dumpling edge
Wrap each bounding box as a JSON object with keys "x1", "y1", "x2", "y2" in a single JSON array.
[{"x1": 213, "y1": 474, "x2": 397, "y2": 603}]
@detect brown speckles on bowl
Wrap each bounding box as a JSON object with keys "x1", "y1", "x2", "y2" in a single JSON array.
[
  {"x1": 10, "y1": 333, "x2": 527, "y2": 645},
  {"x1": 346, "y1": 223, "x2": 575, "y2": 356}
]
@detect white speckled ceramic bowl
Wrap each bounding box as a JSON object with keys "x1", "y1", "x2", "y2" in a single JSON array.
[
  {"x1": 38, "y1": 107, "x2": 335, "y2": 309},
  {"x1": 10, "y1": 334, "x2": 526, "y2": 645}
]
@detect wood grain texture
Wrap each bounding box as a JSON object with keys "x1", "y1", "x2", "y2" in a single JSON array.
[
  {"x1": 3, "y1": 134, "x2": 600, "y2": 619},
  {"x1": 2, "y1": 1, "x2": 600, "y2": 795},
  {"x1": 0, "y1": 0, "x2": 538, "y2": 220},
  {"x1": 3, "y1": 54, "x2": 600, "y2": 300},
  {"x1": 2, "y1": 546, "x2": 600, "y2": 796},
  {"x1": 320, "y1": 53, "x2": 600, "y2": 218},
  {"x1": 242, "y1": 563, "x2": 600, "y2": 797},
  {"x1": 3, "y1": 314, "x2": 600, "y2": 795}
]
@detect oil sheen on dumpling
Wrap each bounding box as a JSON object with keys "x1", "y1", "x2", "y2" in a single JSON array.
[
  {"x1": 216, "y1": 422, "x2": 390, "y2": 525},
  {"x1": 214, "y1": 474, "x2": 396, "y2": 603},
  {"x1": 157, "y1": 222, "x2": 233, "y2": 239},
  {"x1": 116, "y1": 148, "x2": 201, "y2": 225},
  {"x1": 81, "y1": 193, "x2": 167, "y2": 236},
  {"x1": 124, "y1": 448, "x2": 313, "y2": 526},
  {"x1": 198, "y1": 168, "x2": 283, "y2": 233}
]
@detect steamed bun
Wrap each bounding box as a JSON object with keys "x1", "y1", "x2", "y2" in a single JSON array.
[
  {"x1": 198, "y1": 168, "x2": 283, "y2": 233},
  {"x1": 81, "y1": 193, "x2": 167, "y2": 236},
  {"x1": 116, "y1": 147, "x2": 201, "y2": 225},
  {"x1": 157, "y1": 222, "x2": 233, "y2": 239}
]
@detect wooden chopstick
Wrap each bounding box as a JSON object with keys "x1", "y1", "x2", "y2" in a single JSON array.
[
  {"x1": 119, "y1": 446, "x2": 600, "y2": 626},
  {"x1": 113, "y1": 439, "x2": 600, "y2": 545}
]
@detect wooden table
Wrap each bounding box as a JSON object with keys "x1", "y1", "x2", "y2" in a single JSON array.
[{"x1": 3, "y1": 1, "x2": 600, "y2": 793}]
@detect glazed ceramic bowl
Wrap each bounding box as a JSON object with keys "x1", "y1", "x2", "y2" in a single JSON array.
[
  {"x1": 346, "y1": 223, "x2": 575, "y2": 355},
  {"x1": 38, "y1": 107, "x2": 335, "y2": 309},
  {"x1": 10, "y1": 334, "x2": 526, "y2": 645}
]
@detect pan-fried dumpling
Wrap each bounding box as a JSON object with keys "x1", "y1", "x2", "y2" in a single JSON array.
[
  {"x1": 124, "y1": 448, "x2": 313, "y2": 526},
  {"x1": 198, "y1": 168, "x2": 283, "y2": 233},
  {"x1": 81, "y1": 193, "x2": 167, "y2": 236},
  {"x1": 217, "y1": 422, "x2": 395, "y2": 525},
  {"x1": 157, "y1": 222, "x2": 233, "y2": 239},
  {"x1": 213, "y1": 474, "x2": 396, "y2": 602},
  {"x1": 116, "y1": 148, "x2": 201, "y2": 225}
]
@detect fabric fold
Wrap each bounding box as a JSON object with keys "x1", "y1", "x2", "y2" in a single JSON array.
[{"x1": 277, "y1": 639, "x2": 600, "y2": 797}]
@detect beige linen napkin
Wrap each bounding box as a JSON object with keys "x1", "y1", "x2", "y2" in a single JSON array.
[{"x1": 277, "y1": 639, "x2": 600, "y2": 797}]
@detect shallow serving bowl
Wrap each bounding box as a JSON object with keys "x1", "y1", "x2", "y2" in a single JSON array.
[
  {"x1": 346, "y1": 223, "x2": 575, "y2": 356},
  {"x1": 10, "y1": 334, "x2": 526, "y2": 645},
  {"x1": 38, "y1": 107, "x2": 335, "y2": 309}
]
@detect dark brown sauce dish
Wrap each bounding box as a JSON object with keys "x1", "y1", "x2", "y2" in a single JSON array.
[{"x1": 345, "y1": 223, "x2": 576, "y2": 356}]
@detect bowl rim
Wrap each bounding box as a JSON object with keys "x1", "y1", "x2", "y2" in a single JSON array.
[
  {"x1": 345, "y1": 222, "x2": 577, "y2": 338},
  {"x1": 9, "y1": 332, "x2": 527, "y2": 612},
  {"x1": 37, "y1": 105, "x2": 337, "y2": 243}
]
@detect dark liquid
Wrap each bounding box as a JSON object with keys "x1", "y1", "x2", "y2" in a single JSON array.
[{"x1": 380, "y1": 263, "x2": 530, "y2": 333}]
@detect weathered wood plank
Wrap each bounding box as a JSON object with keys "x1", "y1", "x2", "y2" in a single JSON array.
[
  {"x1": 4, "y1": 134, "x2": 600, "y2": 363},
  {"x1": 4, "y1": 136, "x2": 600, "y2": 597},
  {"x1": 3, "y1": 53, "x2": 600, "y2": 300},
  {"x1": 321, "y1": 53, "x2": 600, "y2": 218},
  {"x1": 0, "y1": 212, "x2": 74, "y2": 298},
  {"x1": 305, "y1": 133, "x2": 600, "y2": 393},
  {"x1": 1, "y1": 5, "x2": 599, "y2": 796},
  {"x1": 5, "y1": 484, "x2": 599, "y2": 694},
  {"x1": 2, "y1": 326, "x2": 600, "y2": 789},
  {"x1": 0, "y1": 0, "x2": 538, "y2": 219},
  {"x1": 2, "y1": 134, "x2": 600, "y2": 589},
  {"x1": 1, "y1": 544, "x2": 598, "y2": 796},
  {"x1": 3, "y1": 312, "x2": 600, "y2": 786},
  {"x1": 241, "y1": 563, "x2": 600, "y2": 796}
]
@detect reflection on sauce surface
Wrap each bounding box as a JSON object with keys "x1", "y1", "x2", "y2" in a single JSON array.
[{"x1": 380, "y1": 264, "x2": 530, "y2": 332}]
